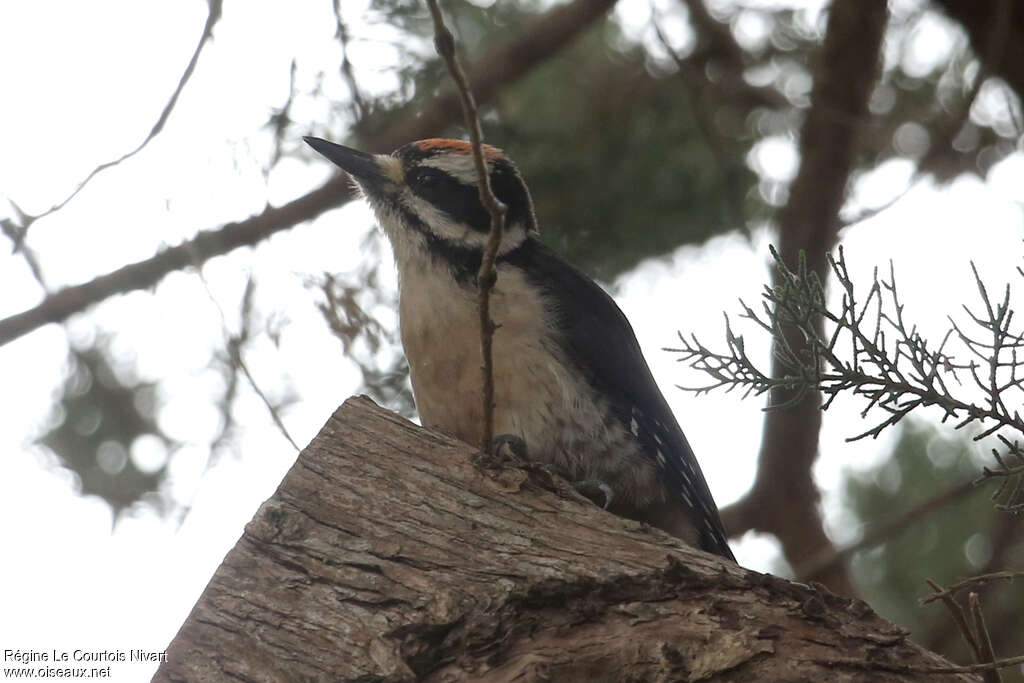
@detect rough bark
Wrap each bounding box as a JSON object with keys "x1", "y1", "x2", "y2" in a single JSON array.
[
  {"x1": 155, "y1": 397, "x2": 977, "y2": 682},
  {"x1": 719, "y1": 0, "x2": 888, "y2": 597}
]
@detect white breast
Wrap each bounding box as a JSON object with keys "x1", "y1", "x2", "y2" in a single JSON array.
[
  {"x1": 399, "y1": 259, "x2": 554, "y2": 444},
  {"x1": 397, "y1": 254, "x2": 662, "y2": 505}
]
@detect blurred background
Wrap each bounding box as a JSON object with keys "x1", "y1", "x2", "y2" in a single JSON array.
[{"x1": 1, "y1": 0, "x2": 1022, "y2": 679}]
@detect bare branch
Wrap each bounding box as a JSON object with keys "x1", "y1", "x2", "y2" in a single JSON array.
[
  {"x1": 265, "y1": 59, "x2": 299, "y2": 171},
  {"x1": 968, "y1": 592, "x2": 1002, "y2": 683},
  {"x1": 425, "y1": 0, "x2": 508, "y2": 454},
  {"x1": 686, "y1": 0, "x2": 888, "y2": 597},
  {"x1": 11, "y1": 0, "x2": 224, "y2": 248},
  {"x1": 919, "y1": 0, "x2": 1014, "y2": 178},
  {"x1": 653, "y1": 2, "x2": 787, "y2": 112},
  {"x1": 919, "y1": 573, "x2": 1023, "y2": 683},
  {"x1": 198, "y1": 274, "x2": 300, "y2": 452},
  {"x1": 1, "y1": 203, "x2": 48, "y2": 290},
  {"x1": 308, "y1": 259, "x2": 415, "y2": 418},
  {"x1": 331, "y1": 0, "x2": 367, "y2": 121},
  {"x1": 925, "y1": 578, "x2": 984, "y2": 666},
  {"x1": 839, "y1": 183, "x2": 914, "y2": 230},
  {"x1": 0, "y1": 0, "x2": 617, "y2": 348},
  {"x1": 921, "y1": 569, "x2": 1024, "y2": 606},
  {"x1": 647, "y1": 6, "x2": 758, "y2": 233}
]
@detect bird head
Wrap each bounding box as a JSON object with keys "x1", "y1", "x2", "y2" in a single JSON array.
[{"x1": 305, "y1": 136, "x2": 538, "y2": 279}]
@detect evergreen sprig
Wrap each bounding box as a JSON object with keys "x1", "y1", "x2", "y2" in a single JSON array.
[{"x1": 668, "y1": 246, "x2": 1024, "y2": 512}]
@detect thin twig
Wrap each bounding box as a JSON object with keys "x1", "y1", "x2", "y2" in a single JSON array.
[
  {"x1": 0, "y1": 0, "x2": 616, "y2": 349},
  {"x1": 920, "y1": 570, "x2": 1024, "y2": 605},
  {"x1": 10, "y1": 0, "x2": 223, "y2": 250},
  {"x1": 1, "y1": 205, "x2": 48, "y2": 290},
  {"x1": 197, "y1": 269, "x2": 300, "y2": 452},
  {"x1": 234, "y1": 352, "x2": 300, "y2": 452},
  {"x1": 968, "y1": 592, "x2": 1002, "y2": 683},
  {"x1": 648, "y1": 6, "x2": 747, "y2": 231},
  {"x1": 265, "y1": 59, "x2": 299, "y2": 171},
  {"x1": 308, "y1": 265, "x2": 416, "y2": 418},
  {"x1": 839, "y1": 183, "x2": 914, "y2": 229},
  {"x1": 332, "y1": 0, "x2": 367, "y2": 121},
  {"x1": 672, "y1": 246, "x2": 1024, "y2": 509},
  {"x1": 425, "y1": 0, "x2": 508, "y2": 454},
  {"x1": 925, "y1": 578, "x2": 984, "y2": 664}
]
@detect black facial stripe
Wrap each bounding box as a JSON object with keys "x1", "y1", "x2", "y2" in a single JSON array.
[
  {"x1": 397, "y1": 206, "x2": 482, "y2": 284},
  {"x1": 408, "y1": 167, "x2": 491, "y2": 232},
  {"x1": 402, "y1": 156, "x2": 537, "y2": 236}
]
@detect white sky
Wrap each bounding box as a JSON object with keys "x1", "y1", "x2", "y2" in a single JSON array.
[{"x1": 1, "y1": 0, "x2": 1022, "y2": 680}]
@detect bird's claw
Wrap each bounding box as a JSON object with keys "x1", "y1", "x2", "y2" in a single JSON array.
[
  {"x1": 492, "y1": 433, "x2": 528, "y2": 459},
  {"x1": 474, "y1": 433, "x2": 528, "y2": 469},
  {"x1": 572, "y1": 479, "x2": 615, "y2": 510}
]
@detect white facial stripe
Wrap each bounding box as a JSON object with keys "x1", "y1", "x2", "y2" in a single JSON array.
[
  {"x1": 421, "y1": 155, "x2": 482, "y2": 185},
  {"x1": 362, "y1": 148, "x2": 530, "y2": 272},
  {"x1": 404, "y1": 191, "x2": 523, "y2": 250},
  {"x1": 412, "y1": 156, "x2": 527, "y2": 251},
  {"x1": 408, "y1": 195, "x2": 466, "y2": 241}
]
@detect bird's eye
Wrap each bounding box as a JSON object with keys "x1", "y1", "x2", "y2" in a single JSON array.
[{"x1": 409, "y1": 168, "x2": 442, "y2": 188}]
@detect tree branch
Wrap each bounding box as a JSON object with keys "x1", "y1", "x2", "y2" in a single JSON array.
[
  {"x1": 919, "y1": 0, "x2": 1015, "y2": 178},
  {"x1": 921, "y1": 570, "x2": 1024, "y2": 606},
  {"x1": 922, "y1": 512, "x2": 1023, "y2": 660},
  {"x1": 727, "y1": 0, "x2": 888, "y2": 596},
  {"x1": 926, "y1": 578, "x2": 985, "y2": 667},
  {"x1": 154, "y1": 397, "x2": 976, "y2": 682},
  {"x1": 331, "y1": 0, "x2": 367, "y2": 122},
  {"x1": 968, "y1": 592, "x2": 1001, "y2": 683},
  {"x1": 932, "y1": 0, "x2": 1024, "y2": 104},
  {"x1": 0, "y1": 0, "x2": 619, "y2": 348},
  {"x1": 663, "y1": 1, "x2": 788, "y2": 111},
  {"x1": 197, "y1": 274, "x2": 300, "y2": 452},
  {"x1": 12, "y1": 0, "x2": 224, "y2": 246}
]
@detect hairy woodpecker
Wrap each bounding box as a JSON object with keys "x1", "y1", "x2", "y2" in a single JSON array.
[{"x1": 305, "y1": 135, "x2": 735, "y2": 561}]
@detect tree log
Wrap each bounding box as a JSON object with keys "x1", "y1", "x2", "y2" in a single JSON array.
[{"x1": 154, "y1": 397, "x2": 977, "y2": 682}]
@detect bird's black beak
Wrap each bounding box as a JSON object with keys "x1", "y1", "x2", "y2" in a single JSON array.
[{"x1": 303, "y1": 136, "x2": 388, "y2": 188}]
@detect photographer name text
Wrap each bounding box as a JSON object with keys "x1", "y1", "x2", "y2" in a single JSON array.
[{"x1": 4, "y1": 648, "x2": 167, "y2": 664}]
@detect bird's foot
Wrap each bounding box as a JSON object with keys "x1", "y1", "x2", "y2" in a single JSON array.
[
  {"x1": 474, "y1": 433, "x2": 528, "y2": 469},
  {"x1": 492, "y1": 433, "x2": 528, "y2": 459},
  {"x1": 572, "y1": 479, "x2": 615, "y2": 510}
]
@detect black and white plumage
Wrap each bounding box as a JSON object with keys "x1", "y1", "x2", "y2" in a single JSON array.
[{"x1": 305, "y1": 135, "x2": 735, "y2": 561}]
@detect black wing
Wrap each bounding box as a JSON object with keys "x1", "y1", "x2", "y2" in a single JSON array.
[{"x1": 505, "y1": 239, "x2": 735, "y2": 560}]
